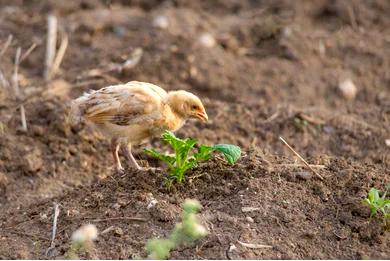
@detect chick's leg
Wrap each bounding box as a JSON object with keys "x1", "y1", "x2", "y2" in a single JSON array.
[
  {"x1": 111, "y1": 138, "x2": 124, "y2": 172},
  {"x1": 122, "y1": 144, "x2": 142, "y2": 170}
]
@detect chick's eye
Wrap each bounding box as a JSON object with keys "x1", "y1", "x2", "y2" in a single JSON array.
[{"x1": 191, "y1": 105, "x2": 198, "y2": 110}]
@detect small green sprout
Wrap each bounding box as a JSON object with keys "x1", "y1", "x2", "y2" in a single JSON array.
[
  {"x1": 146, "y1": 199, "x2": 207, "y2": 260},
  {"x1": 293, "y1": 115, "x2": 308, "y2": 131},
  {"x1": 145, "y1": 131, "x2": 241, "y2": 186},
  {"x1": 362, "y1": 183, "x2": 390, "y2": 228}
]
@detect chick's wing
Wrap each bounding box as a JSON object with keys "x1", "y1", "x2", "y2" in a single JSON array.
[{"x1": 84, "y1": 83, "x2": 166, "y2": 126}]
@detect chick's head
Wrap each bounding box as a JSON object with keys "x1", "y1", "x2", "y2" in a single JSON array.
[{"x1": 167, "y1": 90, "x2": 208, "y2": 122}]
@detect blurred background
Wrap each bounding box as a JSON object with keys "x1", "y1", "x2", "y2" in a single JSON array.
[{"x1": 0, "y1": 0, "x2": 389, "y2": 258}]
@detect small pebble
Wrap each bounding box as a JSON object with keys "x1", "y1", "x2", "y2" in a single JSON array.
[
  {"x1": 228, "y1": 244, "x2": 237, "y2": 252},
  {"x1": 147, "y1": 199, "x2": 158, "y2": 209},
  {"x1": 114, "y1": 227, "x2": 124, "y2": 236},
  {"x1": 152, "y1": 15, "x2": 168, "y2": 29},
  {"x1": 338, "y1": 79, "x2": 357, "y2": 100},
  {"x1": 246, "y1": 216, "x2": 254, "y2": 223},
  {"x1": 282, "y1": 27, "x2": 292, "y2": 38},
  {"x1": 199, "y1": 33, "x2": 216, "y2": 48}
]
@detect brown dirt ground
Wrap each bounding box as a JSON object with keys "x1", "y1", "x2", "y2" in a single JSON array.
[{"x1": 0, "y1": 0, "x2": 390, "y2": 259}]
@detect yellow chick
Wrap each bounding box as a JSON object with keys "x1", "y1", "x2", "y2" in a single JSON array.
[{"x1": 70, "y1": 81, "x2": 208, "y2": 171}]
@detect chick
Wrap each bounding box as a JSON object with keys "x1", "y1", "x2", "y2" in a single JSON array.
[{"x1": 70, "y1": 81, "x2": 208, "y2": 171}]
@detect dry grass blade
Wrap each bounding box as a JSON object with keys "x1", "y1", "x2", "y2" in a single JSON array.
[
  {"x1": 237, "y1": 240, "x2": 273, "y2": 249},
  {"x1": 89, "y1": 216, "x2": 147, "y2": 222},
  {"x1": 0, "y1": 69, "x2": 9, "y2": 89},
  {"x1": 279, "y1": 137, "x2": 324, "y2": 180},
  {"x1": 12, "y1": 47, "x2": 27, "y2": 131},
  {"x1": 20, "y1": 105, "x2": 27, "y2": 131},
  {"x1": 346, "y1": 4, "x2": 358, "y2": 30},
  {"x1": 20, "y1": 42, "x2": 37, "y2": 62},
  {"x1": 0, "y1": 34, "x2": 13, "y2": 58},
  {"x1": 44, "y1": 14, "x2": 58, "y2": 80},
  {"x1": 275, "y1": 163, "x2": 326, "y2": 169},
  {"x1": 51, "y1": 33, "x2": 68, "y2": 77},
  {"x1": 46, "y1": 203, "x2": 60, "y2": 256},
  {"x1": 12, "y1": 48, "x2": 21, "y2": 95}
]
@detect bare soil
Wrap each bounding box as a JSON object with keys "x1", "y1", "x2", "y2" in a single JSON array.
[{"x1": 0, "y1": 0, "x2": 389, "y2": 259}]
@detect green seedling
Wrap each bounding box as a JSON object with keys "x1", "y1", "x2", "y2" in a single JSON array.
[
  {"x1": 146, "y1": 199, "x2": 207, "y2": 260},
  {"x1": 293, "y1": 116, "x2": 308, "y2": 131},
  {"x1": 144, "y1": 131, "x2": 241, "y2": 186},
  {"x1": 363, "y1": 183, "x2": 390, "y2": 228}
]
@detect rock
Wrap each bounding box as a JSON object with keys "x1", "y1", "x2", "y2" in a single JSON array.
[
  {"x1": 114, "y1": 227, "x2": 124, "y2": 236},
  {"x1": 228, "y1": 244, "x2": 237, "y2": 252},
  {"x1": 246, "y1": 216, "x2": 254, "y2": 223},
  {"x1": 385, "y1": 139, "x2": 390, "y2": 147},
  {"x1": 199, "y1": 33, "x2": 216, "y2": 48},
  {"x1": 338, "y1": 79, "x2": 357, "y2": 100},
  {"x1": 152, "y1": 15, "x2": 169, "y2": 29},
  {"x1": 147, "y1": 199, "x2": 158, "y2": 209}
]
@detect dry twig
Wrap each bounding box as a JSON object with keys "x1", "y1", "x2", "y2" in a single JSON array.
[
  {"x1": 46, "y1": 203, "x2": 60, "y2": 256},
  {"x1": 237, "y1": 240, "x2": 272, "y2": 249},
  {"x1": 51, "y1": 33, "x2": 68, "y2": 77},
  {"x1": 0, "y1": 69, "x2": 9, "y2": 89},
  {"x1": 44, "y1": 14, "x2": 58, "y2": 80},
  {"x1": 0, "y1": 34, "x2": 13, "y2": 58},
  {"x1": 20, "y1": 42, "x2": 37, "y2": 62},
  {"x1": 279, "y1": 137, "x2": 324, "y2": 180},
  {"x1": 12, "y1": 47, "x2": 27, "y2": 131},
  {"x1": 275, "y1": 163, "x2": 326, "y2": 169},
  {"x1": 101, "y1": 226, "x2": 115, "y2": 235},
  {"x1": 0, "y1": 35, "x2": 14, "y2": 89},
  {"x1": 346, "y1": 4, "x2": 358, "y2": 30}
]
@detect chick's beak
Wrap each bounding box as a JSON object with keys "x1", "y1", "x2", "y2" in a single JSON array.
[{"x1": 195, "y1": 110, "x2": 208, "y2": 122}]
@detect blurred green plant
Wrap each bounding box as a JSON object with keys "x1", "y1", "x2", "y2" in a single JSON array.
[
  {"x1": 66, "y1": 224, "x2": 98, "y2": 259},
  {"x1": 293, "y1": 116, "x2": 308, "y2": 130},
  {"x1": 146, "y1": 199, "x2": 208, "y2": 259},
  {"x1": 362, "y1": 183, "x2": 390, "y2": 229},
  {"x1": 145, "y1": 131, "x2": 241, "y2": 186}
]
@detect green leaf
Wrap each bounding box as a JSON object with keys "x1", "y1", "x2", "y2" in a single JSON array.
[
  {"x1": 161, "y1": 131, "x2": 186, "y2": 151},
  {"x1": 182, "y1": 158, "x2": 198, "y2": 171},
  {"x1": 144, "y1": 148, "x2": 175, "y2": 167},
  {"x1": 212, "y1": 144, "x2": 241, "y2": 165},
  {"x1": 194, "y1": 145, "x2": 214, "y2": 162},
  {"x1": 175, "y1": 139, "x2": 197, "y2": 162},
  {"x1": 368, "y1": 188, "x2": 380, "y2": 203}
]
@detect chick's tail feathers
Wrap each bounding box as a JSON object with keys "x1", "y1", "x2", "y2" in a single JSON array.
[{"x1": 69, "y1": 94, "x2": 89, "y2": 125}]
